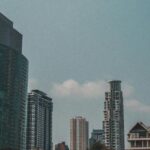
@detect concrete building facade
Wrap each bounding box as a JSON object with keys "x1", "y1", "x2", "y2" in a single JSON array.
[
  {"x1": 70, "y1": 116, "x2": 89, "y2": 150},
  {"x1": 103, "y1": 80, "x2": 125, "y2": 150},
  {"x1": 26, "y1": 90, "x2": 53, "y2": 150},
  {"x1": 127, "y1": 122, "x2": 150, "y2": 150}
]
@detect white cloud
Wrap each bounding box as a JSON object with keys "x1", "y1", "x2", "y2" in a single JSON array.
[
  {"x1": 51, "y1": 79, "x2": 150, "y2": 113},
  {"x1": 51, "y1": 79, "x2": 136, "y2": 99},
  {"x1": 122, "y1": 83, "x2": 135, "y2": 97},
  {"x1": 122, "y1": 83, "x2": 150, "y2": 113},
  {"x1": 125, "y1": 99, "x2": 150, "y2": 113},
  {"x1": 51, "y1": 79, "x2": 108, "y2": 99}
]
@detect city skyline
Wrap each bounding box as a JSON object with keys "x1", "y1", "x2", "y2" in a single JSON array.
[{"x1": 0, "y1": 0, "x2": 150, "y2": 148}]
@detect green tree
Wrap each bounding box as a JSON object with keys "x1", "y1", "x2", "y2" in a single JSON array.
[{"x1": 90, "y1": 142, "x2": 109, "y2": 150}]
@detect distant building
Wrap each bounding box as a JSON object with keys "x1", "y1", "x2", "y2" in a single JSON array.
[
  {"x1": 70, "y1": 116, "x2": 89, "y2": 150},
  {"x1": 127, "y1": 122, "x2": 150, "y2": 150},
  {"x1": 103, "y1": 80, "x2": 125, "y2": 150},
  {"x1": 55, "y1": 142, "x2": 69, "y2": 150},
  {"x1": 89, "y1": 129, "x2": 104, "y2": 148},
  {"x1": 0, "y1": 12, "x2": 28, "y2": 150},
  {"x1": 26, "y1": 90, "x2": 53, "y2": 150}
]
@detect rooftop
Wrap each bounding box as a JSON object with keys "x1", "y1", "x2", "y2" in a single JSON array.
[{"x1": 0, "y1": 12, "x2": 13, "y2": 26}]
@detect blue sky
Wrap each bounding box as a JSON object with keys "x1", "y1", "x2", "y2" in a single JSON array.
[{"x1": 1, "y1": 0, "x2": 150, "y2": 148}]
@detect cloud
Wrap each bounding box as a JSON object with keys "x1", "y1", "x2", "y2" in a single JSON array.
[
  {"x1": 51, "y1": 79, "x2": 108, "y2": 99},
  {"x1": 122, "y1": 83, "x2": 135, "y2": 97},
  {"x1": 27, "y1": 78, "x2": 150, "y2": 114},
  {"x1": 51, "y1": 79, "x2": 135, "y2": 100},
  {"x1": 122, "y1": 83, "x2": 150, "y2": 113},
  {"x1": 51, "y1": 79, "x2": 150, "y2": 113},
  {"x1": 125, "y1": 99, "x2": 150, "y2": 113},
  {"x1": 28, "y1": 78, "x2": 39, "y2": 91}
]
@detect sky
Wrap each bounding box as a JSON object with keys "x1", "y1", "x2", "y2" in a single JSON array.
[{"x1": 1, "y1": 0, "x2": 150, "y2": 148}]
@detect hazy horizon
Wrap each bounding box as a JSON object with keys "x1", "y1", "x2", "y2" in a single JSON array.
[{"x1": 1, "y1": 0, "x2": 150, "y2": 148}]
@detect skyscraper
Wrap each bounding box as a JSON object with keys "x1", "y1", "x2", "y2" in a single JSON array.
[
  {"x1": 103, "y1": 80, "x2": 124, "y2": 150},
  {"x1": 0, "y1": 13, "x2": 28, "y2": 150},
  {"x1": 70, "y1": 116, "x2": 89, "y2": 150},
  {"x1": 26, "y1": 90, "x2": 53, "y2": 150}
]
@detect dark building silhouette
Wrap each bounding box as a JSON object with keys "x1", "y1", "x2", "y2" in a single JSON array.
[
  {"x1": 89, "y1": 129, "x2": 104, "y2": 148},
  {"x1": 55, "y1": 142, "x2": 69, "y2": 150},
  {"x1": 0, "y1": 13, "x2": 28, "y2": 150},
  {"x1": 26, "y1": 90, "x2": 53, "y2": 150}
]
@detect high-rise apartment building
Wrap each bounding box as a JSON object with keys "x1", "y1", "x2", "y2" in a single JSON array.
[
  {"x1": 103, "y1": 80, "x2": 124, "y2": 150},
  {"x1": 0, "y1": 13, "x2": 28, "y2": 150},
  {"x1": 127, "y1": 122, "x2": 150, "y2": 150},
  {"x1": 26, "y1": 90, "x2": 53, "y2": 150},
  {"x1": 89, "y1": 129, "x2": 104, "y2": 148},
  {"x1": 55, "y1": 142, "x2": 69, "y2": 150},
  {"x1": 70, "y1": 116, "x2": 89, "y2": 150}
]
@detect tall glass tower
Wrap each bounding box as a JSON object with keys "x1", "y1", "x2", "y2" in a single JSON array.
[
  {"x1": 0, "y1": 13, "x2": 28, "y2": 150},
  {"x1": 103, "y1": 81, "x2": 125, "y2": 150}
]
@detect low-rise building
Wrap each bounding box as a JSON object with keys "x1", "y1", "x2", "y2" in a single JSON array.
[{"x1": 127, "y1": 122, "x2": 150, "y2": 150}]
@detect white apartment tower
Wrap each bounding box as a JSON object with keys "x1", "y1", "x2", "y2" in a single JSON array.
[
  {"x1": 26, "y1": 90, "x2": 53, "y2": 150},
  {"x1": 103, "y1": 80, "x2": 125, "y2": 150},
  {"x1": 70, "y1": 116, "x2": 89, "y2": 150}
]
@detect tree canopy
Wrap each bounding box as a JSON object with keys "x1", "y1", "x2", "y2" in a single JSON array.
[{"x1": 90, "y1": 142, "x2": 110, "y2": 150}]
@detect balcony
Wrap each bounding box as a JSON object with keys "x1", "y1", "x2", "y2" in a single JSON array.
[
  {"x1": 128, "y1": 137, "x2": 150, "y2": 141},
  {"x1": 127, "y1": 147, "x2": 150, "y2": 150}
]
